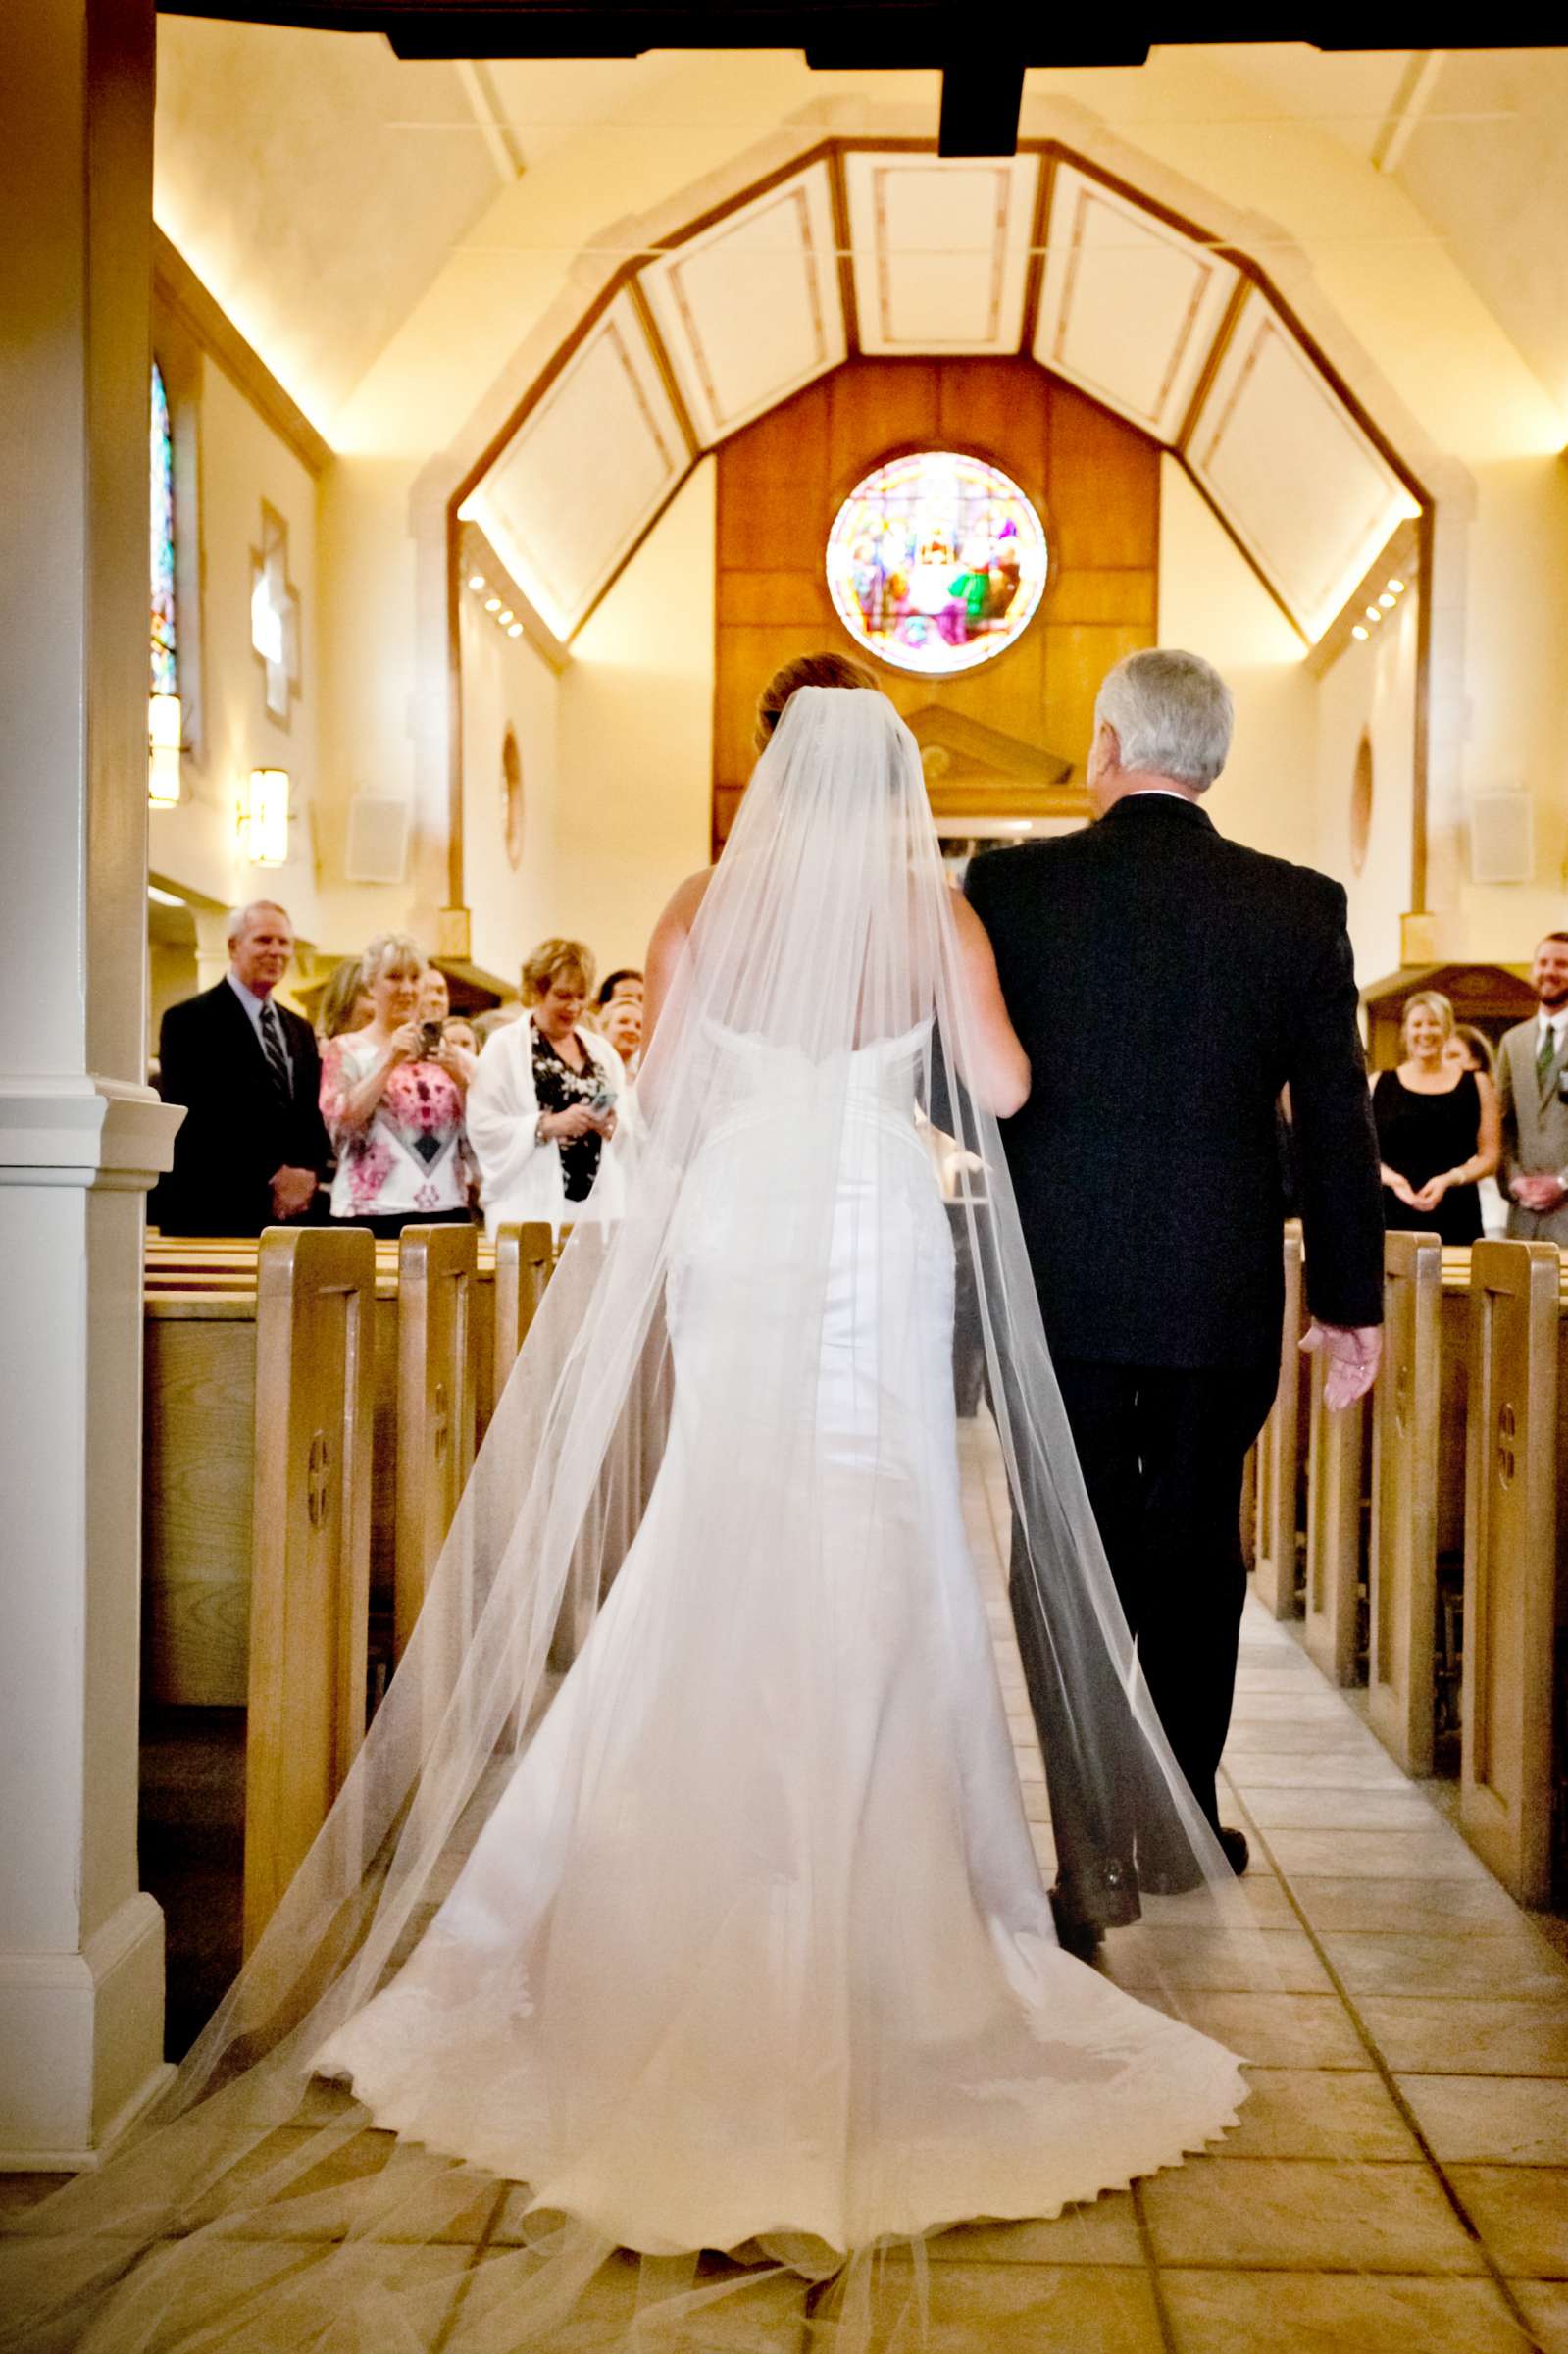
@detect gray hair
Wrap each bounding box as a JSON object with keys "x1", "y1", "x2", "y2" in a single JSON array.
[
  {"x1": 1094, "y1": 649, "x2": 1235, "y2": 790},
  {"x1": 227, "y1": 898, "x2": 291, "y2": 946},
  {"x1": 361, "y1": 931, "x2": 427, "y2": 985}
]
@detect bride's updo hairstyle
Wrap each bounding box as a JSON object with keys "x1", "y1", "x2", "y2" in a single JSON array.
[{"x1": 754, "y1": 650, "x2": 877, "y2": 751}]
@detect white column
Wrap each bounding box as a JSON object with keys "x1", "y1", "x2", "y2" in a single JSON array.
[{"x1": 0, "y1": 0, "x2": 182, "y2": 2166}]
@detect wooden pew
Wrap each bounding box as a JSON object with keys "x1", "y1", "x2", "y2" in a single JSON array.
[
  {"x1": 491, "y1": 1221, "x2": 567, "y2": 1400},
  {"x1": 1302, "y1": 1347, "x2": 1370, "y2": 1686},
  {"x1": 243, "y1": 1228, "x2": 377, "y2": 1951},
  {"x1": 143, "y1": 1290, "x2": 259, "y2": 1705},
  {"x1": 1459, "y1": 1239, "x2": 1567, "y2": 1906},
  {"x1": 393, "y1": 1224, "x2": 480, "y2": 1662},
  {"x1": 1253, "y1": 1228, "x2": 1307, "y2": 1618},
  {"x1": 1367, "y1": 1232, "x2": 1442, "y2": 1772}
]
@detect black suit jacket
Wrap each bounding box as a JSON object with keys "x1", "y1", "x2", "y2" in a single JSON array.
[
  {"x1": 151, "y1": 980, "x2": 330, "y2": 1237},
  {"x1": 965, "y1": 795, "x2": 1384, "y2": 1369}
]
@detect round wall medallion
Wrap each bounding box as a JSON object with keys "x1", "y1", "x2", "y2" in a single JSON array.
[
  {"x1": 825, "y1": 449, "x2": 1048, "y2": 678},
  {"x1": 502, "y1": 727, "x2": 524, "y2": 869},
  {"x1": 1350, "y1": 729, "x2": 1373, "y2": 875}
]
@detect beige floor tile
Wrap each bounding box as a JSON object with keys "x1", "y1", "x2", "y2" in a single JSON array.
[
  {"x1": 1239, "y1": 1786, "x2": 1446, "y2": 1831},
  {"x1": 109, "y1": 2237, "x2": 474, "y2": 2347},
  {"x1": 1398, "y1": 2076, "x2": 1568, "y2": 2164},
  {"x1": 1266, "y1": 1829, "x2": 1494, "y2": 1882},
  {"x1": 1141, "y1": 2156, "x2": 1486, "y2": 2272},
  {"x1": 1213, "y1": 2068, "x2": 1420, "y2": 2161},
  {"x1": 1161, "y1": 2268, "x2": 1529, "y2": 2353},
  {"x1": 1103, "y1": 1925, "x2": 1331, "y2": 1995},
  {"x1": 1324, "y1": 1928, "x2": 1568, "y2": 2000},
  {"x1": 1514, "y1": 2279, "x2": 1568, "y2": 2351},
  {"x1": 928, "y1": 2190, "x2": 1140, "y2": 2265},
  {"x1": 1230, "y1": 1691, "x2": 1357, "y2": 1722},
  {"x1": 907, "y1": 2262, "x2": 1165, "y2": 2353},
  {"x1": 1146, "y1": 1990, "x2": 1369, "y2": 2068},
  {"x1": 1228, "y1": 1755, "x2": 1411, "y2": 1789},
  {"x1": 1224, "y1": 1721, "x2": 1393, "y2": 1758},
  {"x1": 1357, "y1": 1998, "x2": 1568, "y2": 2078},
  {"x1": 469, "y1": 2245, "x2": 810, "y2": 2352},
  {"x1": 1448, "y1": 2166, "x2": 1568, "y2": 2275},
  {"x1": 1290, "y1": 1876, "x2": 1532, "y2": 1935},
  {"x1": 183, "y1": 2125, "x2": 499, "y2": 2243}
]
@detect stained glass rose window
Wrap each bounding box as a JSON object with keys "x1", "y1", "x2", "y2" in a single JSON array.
[{"x1": 826, "y1": 451, "x2": 1048, "y2": 678}]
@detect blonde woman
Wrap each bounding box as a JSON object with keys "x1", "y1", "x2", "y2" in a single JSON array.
[
  {"x1": 320, "y1": 932, "x2": 477, "y2": 1236},
  {"x1": 464, "y1": 937, "x2": 626, "y2": 1235},
  {"x1": 1373, "y1": 989, "x2": 1499, "y2": 1244}
]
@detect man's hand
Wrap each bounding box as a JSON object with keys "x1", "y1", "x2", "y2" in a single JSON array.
[
  {"x1": 270, "y1": 1165, "x2": 317, "y2": 1220},
  {"x1": 1300, "y1": 1319, "x2": 1382, "y2": 1410},
  {"x1": 1512, "y1": 1172, "x2": 1567, "y2": 1213}
]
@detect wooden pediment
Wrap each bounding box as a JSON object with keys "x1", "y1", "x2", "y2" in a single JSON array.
[{"x1": 906, "y1": 706, "x2": 1086, "y2": 824}]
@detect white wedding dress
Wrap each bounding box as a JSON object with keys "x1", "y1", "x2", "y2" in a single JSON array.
[{"x1": 315, "y1": 1017, "x2": 1245, "y2": 2254}]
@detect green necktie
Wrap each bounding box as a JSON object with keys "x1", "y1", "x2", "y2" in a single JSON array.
[{"x1": 1539, "y1": 1024, "x2": 1558, "y2": 1083}]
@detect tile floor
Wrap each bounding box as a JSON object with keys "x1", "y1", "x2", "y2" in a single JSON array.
[{"x1": 7, "y1": 1414, "x2": 1567, "y2": 2349}]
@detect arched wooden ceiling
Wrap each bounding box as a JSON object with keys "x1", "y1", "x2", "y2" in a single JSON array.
[{"x1": 455, "y1": 139, "x2": 1425, "y2": 656}]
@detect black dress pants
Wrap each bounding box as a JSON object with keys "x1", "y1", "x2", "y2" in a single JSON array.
[{"x1": 1009, "y1": 1356, "x2": 1278, "y2": 1916}]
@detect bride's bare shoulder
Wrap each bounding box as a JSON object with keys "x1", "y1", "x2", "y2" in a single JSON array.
[{"x1": 660, "y1": 870, "x2": 714, "y2": 932}]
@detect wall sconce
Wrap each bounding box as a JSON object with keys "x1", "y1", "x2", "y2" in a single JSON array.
[
  {"x1": 148, "y1": 694, "x2": 182, "y2": 805},
  {"x1": 240, "y1": 768, "x2": 290, "y2": 866}
]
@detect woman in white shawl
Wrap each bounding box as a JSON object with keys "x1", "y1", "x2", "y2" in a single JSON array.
[{"x1": 466, "y1": 937, "x2": 627, "y2": 1236}]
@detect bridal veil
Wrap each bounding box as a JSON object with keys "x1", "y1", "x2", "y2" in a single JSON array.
[{"x1": 3, "y1": 688, "x2": 1262, "y2": 2354}]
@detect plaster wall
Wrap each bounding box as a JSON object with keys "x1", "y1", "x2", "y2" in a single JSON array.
[
  {"x1": 1157, "y1": 459, "x2": 1318, "y2": 872},
  {"x1": 459, "y1": 599, "x2": 563, "y2": 987},
  {"x1": 553, "y1": 460, "x2": 717, "y2": 977},
  {"x1": 1313, "y1": 599, "x2": 1419, "y2": 993}
]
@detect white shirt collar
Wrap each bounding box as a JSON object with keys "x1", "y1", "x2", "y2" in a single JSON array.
[
  {"x1": 1542, "y1": 1007, "x2": 1567, "y2": 1038},
  {"x1": 227, "y1": 969, "x2": 281, "y2": 1039}
]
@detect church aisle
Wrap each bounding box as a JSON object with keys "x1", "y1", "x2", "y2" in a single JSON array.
[{"x1": 5, "y1": 1415, "x2": 1564, "y2": 2352}]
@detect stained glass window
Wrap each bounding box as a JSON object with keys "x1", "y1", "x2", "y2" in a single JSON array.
[
  {"x1": 825, "y1": 450, "x2": 1048, "y2": 678},
  {"x1": 150, "y1": 361, "x2": 177, "y2": 698}
]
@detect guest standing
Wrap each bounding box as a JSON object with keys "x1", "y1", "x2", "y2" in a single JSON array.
[
  {"x1": 1373, "y1": 991, "x2": 1499, "y2": 1246},
  {"x1": 316, "y1": 955, "x2": 373, "y2": 1046},
  {"x1": 320, "y1": 933, "x2": 475, "y2": 1239},
  {"x1": 151, "y1": 898, "x2": 329, "y2": 1236},
  {"x1": 466, "y1": 938, "x2": 625, "y2": 1236},
  {"x1": 597, "y1": 974, "x2": 644, "y2": 1076},
  {"x1": 1496, "y1": 931, "x2": 1568, "y2": 1243}
]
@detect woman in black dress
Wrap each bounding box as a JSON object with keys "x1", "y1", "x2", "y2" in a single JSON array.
[{"x1": 1373, "y1": 991, "x2": 1500, "y2": 1245}]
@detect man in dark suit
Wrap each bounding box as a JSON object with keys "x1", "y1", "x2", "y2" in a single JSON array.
[
  {"x1": 966, "y1": 648, "x2": 1384, "y2": 1954},
  {"x1": 151, "y1": 899, "x2": 330, "y2": 1236}
]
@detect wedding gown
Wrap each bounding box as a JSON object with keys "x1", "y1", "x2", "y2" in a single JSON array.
[
  {"x1": 0, "y1": 690, "x2": 1250, "y2": 2353},
  {"x1": 315, "y1": 1016, "x2": 1246, "y2": 2253}
]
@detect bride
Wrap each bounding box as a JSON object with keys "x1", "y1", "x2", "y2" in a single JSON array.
[{"x1": 4, "y1": 667, "x2": 1249, "y2": 2353}]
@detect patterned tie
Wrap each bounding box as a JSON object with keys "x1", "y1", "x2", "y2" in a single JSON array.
[
  {"x1": 1538, "y1": 1021, "x2": 1558, "y2": 1086},
  {"x1": 258, "y1": 998, "x2": 291, "y2": 1100}
]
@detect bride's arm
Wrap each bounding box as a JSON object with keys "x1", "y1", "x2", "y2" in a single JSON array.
[
  {"x1": 947, "y1": 886, "x2": 1031, "y2": 1117},
  {"x1": 640, "y1": 871, "x2": 713, "y2": 1104}
]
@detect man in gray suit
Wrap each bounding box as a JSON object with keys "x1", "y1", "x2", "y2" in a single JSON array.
[{"x1": 1497, "y1": 931, "x2": 1568, "y2": 1245}]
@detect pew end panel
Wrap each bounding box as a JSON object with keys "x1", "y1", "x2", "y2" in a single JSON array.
[
  {"x1": 1253, "y1": 1228, "x2": 1306, "y2": 1620},
  {"x1": 1459, "y1": 1239, "x2": 1564, "y2": 1908},
  {"x1": 393, "y1": 1224, "x2": 480, "y2": 1663},
  {"x1": 1369, "y1": 1231, "x2": 1443, "y2": 1776},
  {"x1": 243, "y1": 1227, "x2": 377, "y2": 1956}
]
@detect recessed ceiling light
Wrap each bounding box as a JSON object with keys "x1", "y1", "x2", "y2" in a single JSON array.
[
  {"x1": 1379, "y1": 592, "x2": 1396, "y2": 609},
  {"x1": 507, "y1": 622, "x2": 524, "y2": 638},
  {"x1": 484, "y1": 597, "x2": 502, "y2": 614},
  {"x1": 1351, "y1": 624, "x2": 1369, "y2": 641},
  {"x1": 1387, "y1": 578, "x2": 1405, "y2": 594},
  {"x1": 467, "y1": 574, "x2": 486, "y2": 591},
  {"x1": 1365, "y1": 606, "x2": 1382, "y2": 622},
  {"x1": 498, "y1": 610, "x2": 514, "y2": 626}
]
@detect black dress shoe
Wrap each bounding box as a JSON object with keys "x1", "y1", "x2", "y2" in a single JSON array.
[
  {"x1": 1140, "y1": 1825, "x2": 1250, "y2": 1895},
  {"x1": 1218, "y1": 1824, "x2": 1249, "y2": 1877},
  {"x1": 1048, "y1": 1884, "x2": 1104, "y2": 1963}
]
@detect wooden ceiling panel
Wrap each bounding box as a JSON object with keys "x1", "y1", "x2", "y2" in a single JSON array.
[
  {"x1": 843, "y1": 152, "x2": 1039, "y2": 356},
  {"x1": 1188, "y1": 297, "x2": 1420, "y2": 641},
  {"x1": 1035, "y1": 165, "x2": 1239, "y2": 444},
  {"x1": 460, "y1": 291, "x2": 686, "y2": 639},
  {"x1": 639, "y1": 164, "x2": 846, "y2": 446}
]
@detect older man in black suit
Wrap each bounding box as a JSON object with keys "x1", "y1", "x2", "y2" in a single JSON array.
[
  {"x1": 151, "y1": 899, "x2": 330, "y2": 1236},
  {"x1": 966, "y1": 648, "x2": 1384, "y2": 1954}
]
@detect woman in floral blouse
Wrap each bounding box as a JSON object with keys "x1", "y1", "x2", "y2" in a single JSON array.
[{"x1": 321, "y1": 934, "x2": 478, "y2": 1236}]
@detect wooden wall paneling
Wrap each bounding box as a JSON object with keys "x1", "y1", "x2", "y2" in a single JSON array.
[{"x1": 714, "y1": 357, "x2": 1161, "y2": 847}]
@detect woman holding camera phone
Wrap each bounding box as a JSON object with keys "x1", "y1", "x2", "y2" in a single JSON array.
[
  {"x1": 320, "y1": 932, "x2": 478, "y2": 1237},
  {"x1": 465, "y1": 937, "x2": 628, "y2": 1237}
]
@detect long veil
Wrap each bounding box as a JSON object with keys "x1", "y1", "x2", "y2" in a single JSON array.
[{"x1": 4, "y1": 689, "x2": 1257, "y2": 2354}]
